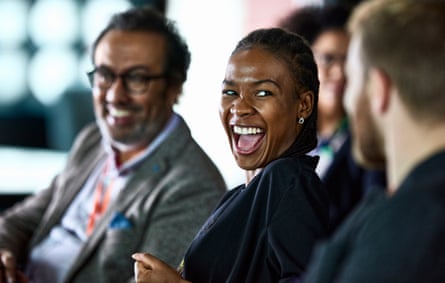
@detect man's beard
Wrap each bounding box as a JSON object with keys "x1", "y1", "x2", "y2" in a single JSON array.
[{"x1": 97, "y1": 118, "x2": 149, "y2": 152}]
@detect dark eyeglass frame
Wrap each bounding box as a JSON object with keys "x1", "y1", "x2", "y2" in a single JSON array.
[
  {"x1": 313, "y1": 52, "x2": 346, "y2": 68},
  {"x1": 86, "y1": 67, "x2": 167, "y2": 94}
]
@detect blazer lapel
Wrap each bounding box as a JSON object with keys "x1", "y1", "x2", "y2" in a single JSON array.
[
  {"x1": 31, "y1": 147, "x2": 106, "y2": 247},
  {"x1": 65, "y1": 151, "x2": 170, "y2": 280}
]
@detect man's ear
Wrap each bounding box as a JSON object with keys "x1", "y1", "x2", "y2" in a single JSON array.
[
  {"x1": 368, "y1": 67, "x2": 391, "y2": 114},
  {"x1": 166, "y1": 79, "x2": 182, "y2": 106}
]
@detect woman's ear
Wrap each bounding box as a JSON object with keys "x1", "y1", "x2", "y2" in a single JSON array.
[{"x1": 297, "y1": 90, "x2": 315, "y2": 119}]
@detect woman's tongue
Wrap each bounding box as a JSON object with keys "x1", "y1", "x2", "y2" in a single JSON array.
[{"x1": 237, "y1": 134, "x2": 263, "y2": 154}]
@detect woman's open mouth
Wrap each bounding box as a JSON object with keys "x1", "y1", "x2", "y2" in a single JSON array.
[{"x1": 232, "y1": 125, "x2": 265, "y2": 155}]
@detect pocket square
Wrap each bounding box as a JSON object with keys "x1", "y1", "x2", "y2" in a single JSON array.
[{"x1": 109, "y1": 212, "x2": 133, "y2": 229}]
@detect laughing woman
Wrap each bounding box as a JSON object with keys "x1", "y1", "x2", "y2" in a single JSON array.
[{"x1": 132, "y1": 27, "x2": 329, "y2": 283}]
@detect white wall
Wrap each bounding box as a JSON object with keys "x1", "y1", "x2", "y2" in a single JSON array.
[{"x1": 167, "y1": 0, "x2": 247, "y2": 189}]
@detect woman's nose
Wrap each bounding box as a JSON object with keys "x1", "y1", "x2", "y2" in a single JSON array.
[
  {"x1": 329, "y1": 60, "x2": 346, "y2": 81},
  {"x1": 230, "y1": 97, "x2": 254, "y2": 117}
]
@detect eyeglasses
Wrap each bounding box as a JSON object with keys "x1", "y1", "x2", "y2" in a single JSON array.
[
  {"x1": 87, "y1": 67, "x2": 166, "y2": 94},
  {"x1": 313, "y1": 52, "x2": 346, "y2": 68}
]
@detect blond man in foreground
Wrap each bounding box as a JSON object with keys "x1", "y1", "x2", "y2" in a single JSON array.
[{"x1": 303, "y1": 0, "x2": 445, "y2": 282}]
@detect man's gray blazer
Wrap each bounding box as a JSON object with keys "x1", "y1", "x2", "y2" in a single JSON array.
[{"x1": 0, "y1": 116, "x2": 227, "y2": 283}]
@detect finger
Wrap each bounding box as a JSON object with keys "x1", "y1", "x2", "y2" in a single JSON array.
[
  {"x1": 134, "y1": 261, "x2": 151, "y2": 283},
  {"x1": 134, "y1": 260, "x2": 150, "y2": 271},
  {"x1": 1, "y1": 251, "x2": 15, "y2": 269},
  {"x1": 132, "y1": 253, "x2": 156, "y2": 268},
  {"x1": 0, "y1": 269, "x2": 16, "y2": 283},
  {"x1": 0, "y1": 252, "x2": 16, "y2": 283}
]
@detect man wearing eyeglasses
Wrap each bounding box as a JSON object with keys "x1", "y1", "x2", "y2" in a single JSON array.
[{"x1": 0, "y1": 6, "x2": 226, "y2": 283}]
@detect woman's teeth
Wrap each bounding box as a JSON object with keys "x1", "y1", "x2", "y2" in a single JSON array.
[{"x1": 233, "y1": 126, "x2": 264, "y2": 135}]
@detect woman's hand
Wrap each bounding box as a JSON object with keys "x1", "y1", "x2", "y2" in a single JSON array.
[
  {"x1": 132, "y1": 253, "x2": 190, "y2": 283},
  {"x1": 0, "y1": 250, "x2": 28, "y2": 283}
]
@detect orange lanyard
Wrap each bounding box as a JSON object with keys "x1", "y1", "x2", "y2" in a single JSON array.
[{"x1": 86, "y1": 162, "x2": 115, "y2": 236}]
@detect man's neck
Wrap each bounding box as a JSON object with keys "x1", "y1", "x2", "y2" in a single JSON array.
[
  {"x1": 386, "y1": 120, "x2": 445, "y2": 195},
  {"x1": 117, "y1": 146, "x2": 147, "y2": 165}
]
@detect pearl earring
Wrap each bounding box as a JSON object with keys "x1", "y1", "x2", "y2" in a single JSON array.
[{"x1": 298, "y1": 117, "x2": 305, "y2": 124}]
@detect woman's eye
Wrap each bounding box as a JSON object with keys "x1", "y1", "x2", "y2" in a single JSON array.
[
  {"x1": 257, "y1": 90, "x2": 272, "y2": 97},
  {"x1": 222, "y1": 89, "x2": 237, "y2": 96}
]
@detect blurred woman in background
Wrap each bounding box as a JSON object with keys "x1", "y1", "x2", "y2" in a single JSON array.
[{"x1": 279, "y1": 4, "x2": 386, "y2": 234}]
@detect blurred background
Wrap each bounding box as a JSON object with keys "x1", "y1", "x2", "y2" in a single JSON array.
[{"x1": 0, "y1": 0, "x2": 360, "y2": 210}]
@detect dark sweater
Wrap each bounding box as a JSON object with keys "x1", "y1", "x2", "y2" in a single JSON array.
[
  {"x1": 304, "y1": 151, "x2": 445, "y2": 283},
  {"x1": 182, "y1": 155, "x2": 329, "y2": 283}
]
